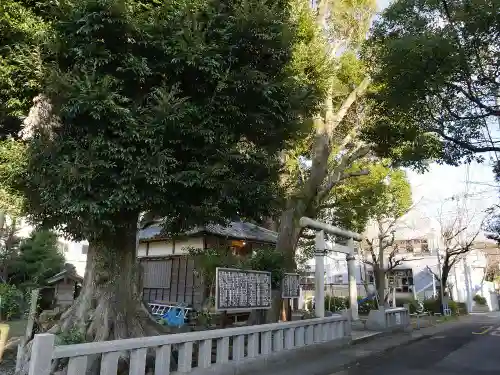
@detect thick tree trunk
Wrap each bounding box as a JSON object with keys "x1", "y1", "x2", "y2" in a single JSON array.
[{"x1": 16, "y1": 218, "x2": 167, "y2": 375}]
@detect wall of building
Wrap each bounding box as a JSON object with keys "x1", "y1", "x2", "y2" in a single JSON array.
[
  {"x1": 137, "y1": 237, "x2": 204, "y2": 257},
  {"x1": 58, "y1": 240, "x2": 88, "y2": 277},
  {"x1": 55, "y1": 280, "x2": 76, "y2": 307}
]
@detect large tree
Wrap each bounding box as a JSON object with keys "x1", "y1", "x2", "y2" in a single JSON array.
[
  {"x1": 11, "y1": 0, "x2": 328, "y2": 352},
  {"x1": 363, "y1": 0, "x2": 500, "y2": 166},
  {"x1": 274, "y1": 0, "x2": 378, "y2": 269}
]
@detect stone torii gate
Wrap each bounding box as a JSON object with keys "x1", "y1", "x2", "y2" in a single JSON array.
[{"x1": 299, "y1": 217, "x2": 362, "y2": 321}]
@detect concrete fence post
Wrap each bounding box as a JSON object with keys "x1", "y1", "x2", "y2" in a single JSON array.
[{"x1": 28, "y1": 333, "x2": 55, "y2": 375}]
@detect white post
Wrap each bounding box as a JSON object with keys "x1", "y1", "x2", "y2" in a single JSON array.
[
  {"x1": 432, "y1": 272, "x2": 436, "y2": 298},
  {"x1": 315, "y1": 230, "x2": 326, "y2": 318},
  {"x1": 346, "y1": 238, "x2": 358, "y2": 321},
  {"x1": 463, "y1": 257, "x2": 472, "y2": 313},
  {"x1": 28, "y1": 334, "x2": 55, "y2": 375}
]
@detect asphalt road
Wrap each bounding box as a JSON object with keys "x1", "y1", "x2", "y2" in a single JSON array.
[{"x1": 333, "y1": 313, "x2": 500, "y2": 375}]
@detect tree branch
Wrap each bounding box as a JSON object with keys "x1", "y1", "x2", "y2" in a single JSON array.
[
  {"x1": 324, "y1": 77, "x2": 371, "y2": 138},
  {"x1": 317, "y1": 145, "x2": 371, "y2": 202}
]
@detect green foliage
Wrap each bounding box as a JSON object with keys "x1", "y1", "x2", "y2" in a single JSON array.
[
  {"x1": 188, "y1": 247, "x2": 238, "y2": 293},
  {"x1": 473, "y1": 294, "x2": 487, "y2": 306},
  {"x1": 0, "y1": 139, "x2": 27, "y2": 216},
  {"x1": 8, "y1": 229, "x2": 65, "y2": 287},
  {"x1": 190, "y1": 246, "x2": 287, "y2": 292},
  {"x1": 324, "y1": 295, "x2": 348, "y2": 312},
  {"x1": 395, "y1": 297, "x2": 420, "y2": 314},
  {"x1": 57, "y1": 327, "x2": 86, "y2": 345},
  {"x1": 0, "y1": 1, "x2": 48, "y2": 137},
  {"x1": 421, "y1": 298, "x2": 467, "y2": 315},
  {"x1": 12, "y1": 0, "x2": 328, "y2": 244},
  {"x1": 323, "y1": 162, "x2": 412, "y2": 233},
  {"x1": 363, "y1": 0, "x2": 500, "y2": 166},
  {"x1": 357, "y1": 296, "x2": 377, "y2": 314},
  {"x1": 242, "y1": 247, "x2": 287, "y2": 289},
  {"x1": 0, "y1": 283, "x2": 24, "y2": 320}
]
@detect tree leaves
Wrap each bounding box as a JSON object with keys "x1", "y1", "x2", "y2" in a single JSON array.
[
  {"x1": 13, "y1": 0, "x2": 328, "y2": 243},
  {"x1": 0, "y1": 1, "x2": 48, "y2": 137},
  {"x1": 363, "y1": 0, "x2": 500, "y2": 165}
]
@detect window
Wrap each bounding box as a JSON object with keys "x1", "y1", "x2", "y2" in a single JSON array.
[
  {"x1": 405, "y1": 240, "x2": 414, "y2": 252},
  {"x1": 367, "y1": 270, "x2": 375, "y2": 284},
  {"x1": 82, "y1": 244, "x2": 89, "y2": 255},
  {"x1": 388, "y1": 269, "x2": 414, "y2": 293},
  {"x1": 421, "y1": 240, "x2": 429, "y2": 252},
  {"x1": 334, "y1": 275, "x2": 344, "y2": 284}
]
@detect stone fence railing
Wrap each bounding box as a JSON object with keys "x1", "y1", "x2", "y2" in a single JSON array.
[
  {"x1": 29, "y1": 315, "x2": 350, "y2": 375},
  {"x1": 365, "y1": 306, "x2": 410, "y2": 331},
  {"x1": 384, "y1": 307, "x2": 410, "y2": 328}
]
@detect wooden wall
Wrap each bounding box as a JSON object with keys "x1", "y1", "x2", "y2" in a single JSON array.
[{"x1": 140, "y1": 256, "x2": 204, "y2": 308}]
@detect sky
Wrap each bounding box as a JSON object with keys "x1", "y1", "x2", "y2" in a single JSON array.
[{"x1": 374, "y1": 0, "x2": 499, "y2": 236}]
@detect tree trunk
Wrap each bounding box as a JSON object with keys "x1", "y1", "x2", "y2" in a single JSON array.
[
  {"x1": 16, "y1": 217, "x2": 167, "y2": 375},
  {"x1": 440, "y1": 261, "x2": 451, "y2": 313},
  {"x1": 374, "y1": 266, "x2": 386, "y2": 307},
  {"x1": 275, "y1": 204, "x2": 307, "y2": 269}
]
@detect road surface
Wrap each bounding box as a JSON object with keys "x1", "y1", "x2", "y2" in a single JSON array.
[{"x1": 332, "y1": 313, "x2": 500, "y2": 375}]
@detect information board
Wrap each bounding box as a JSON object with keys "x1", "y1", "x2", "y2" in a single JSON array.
[
  {"x1": 215, "y1": 268, "x2": 272, "y2": 311},
  {"x1": 282, "y1": 273, "x2": 300, "y2": 298}
]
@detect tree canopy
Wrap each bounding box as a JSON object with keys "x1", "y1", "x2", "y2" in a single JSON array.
[
  {"x1": 363, "y1": 0, "x2": 500, "y2": 166},
  {"x1": 12, "y1": 0, "x2": 329, "y2": 245},
  {"x1": 8, "y1": 229, "x2": 65, "y2": 287},
  {"x1": 0, "y1": 1, "x2": 48, "y2": 138},
  {"x1": 322, "y1": 162, "x2": 412, "y2": 233}
]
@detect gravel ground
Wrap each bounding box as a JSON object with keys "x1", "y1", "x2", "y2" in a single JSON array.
[{"x1": 0, "y1": 348, "x2": 16, "y2": 375}]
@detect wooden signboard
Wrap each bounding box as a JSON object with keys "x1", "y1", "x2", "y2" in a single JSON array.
[
  {"x1": 215, "y1": 268, "x2": 272, "y2": 312},
  {"x1": 282, "y1": 273, "x2": 300, "y2": 298}
]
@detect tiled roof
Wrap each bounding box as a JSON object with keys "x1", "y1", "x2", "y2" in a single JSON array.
[
  {"x1": 138, "y1": 220, "x2": 278, "y2": 244},
  {"x1": 46, "y1": 269, "x2": 84, "y2": 285}
]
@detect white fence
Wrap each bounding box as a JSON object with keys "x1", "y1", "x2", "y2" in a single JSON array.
[
  {"x1": 29, "y1": 315, "x2": 350, "y2": 375},
  {"x1": 365, "y1": 307, "x2": 410, "y2": 331},
  {"x1": 384, "y1": 307, "x2": 410, "y2": 328}
]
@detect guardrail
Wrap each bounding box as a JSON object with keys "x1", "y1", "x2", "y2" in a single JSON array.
[{"x1": 29, "y1": 315, "x2": 350, "y2": 375}]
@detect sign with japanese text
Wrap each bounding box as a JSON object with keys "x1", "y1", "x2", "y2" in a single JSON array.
[{"x1": 215, "y1": 268, "x2": 272, "y2": 311}]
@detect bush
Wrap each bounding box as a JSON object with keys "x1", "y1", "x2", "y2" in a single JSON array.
[
  {"x1": 421, "y1": 298, "x2": 469, "y2": 315},
  {"x1": 324, "y1": 295, "x2": 348, "y2": 312},
  {"x1": 456, "y1": 302, "x2": 468, "y2": 314},
  {"x1": 358, "y1": 296, "x2": 377, "y2": 315},
  {"x1": 0, "y1": 283, "x2": 24, "y2": 320},
  {"x1": 395, "y1": 298, "x2": 420, "y2": 314},
  {"x1": 473, "y1": 294, "x2": 487, "y2": 305},
  {"x1": 423, "y1": 298, "x2": 442, "y2": 314}
]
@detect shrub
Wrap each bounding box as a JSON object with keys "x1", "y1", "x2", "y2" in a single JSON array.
[
  {"x1": 0, "y1": 283, "x2": 24, "y2": 320},
  {"x1": 456, "y1": 302, "x2": 468, "y2": 314},
  {"x1": 423, "y1": 298, "x2": 441, "y2": 314},
  {"x1": 395, "y1": 298, "x2": 420, "y2": 314},
  {"x1": 358, "y1": 296, "x2": 377, "y2": 315},
  {"x1": 473, "y1": 294, "x2": 487, "y2": 305},
  {"x1": 325, "y1": 295, "x2": 348, "y2": 312}
]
